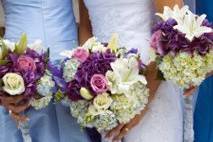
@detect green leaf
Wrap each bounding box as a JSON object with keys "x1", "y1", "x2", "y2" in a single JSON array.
[
  {"x1": 0, "y1": 40, "x2": 9, "y2": 59},
  {"x1": 54, "y1": 90, "x2": 65, "y2": 103},
  {"x1": 44, "y1": 48, "x2": 50, "y2": 63},
  {"x1": 14, "y1": 33, "x2": 28, "y2": 54},
  {"x1": 0, "y1": 59, "x2": 9, "y2": 65},
  {"x1": 155, "y1": 56, "x2": 162, "y2": 65},
  {"x1": 0, "y1": 79, "x2": 3, "y2": 88}
]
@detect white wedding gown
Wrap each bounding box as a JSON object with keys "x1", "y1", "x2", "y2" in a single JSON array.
[{"x1": 84, "y1": 0, "x2": 183, "y2": 142}]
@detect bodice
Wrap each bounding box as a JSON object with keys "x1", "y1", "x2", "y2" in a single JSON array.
[
  {"x1": 84, "y1": 0, "x2": 155, "y2": 64},
  {"x1": 2, "y1": 0, "x2": 78, "y2": 60}
]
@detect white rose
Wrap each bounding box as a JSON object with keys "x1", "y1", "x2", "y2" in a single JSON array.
[
  {"x1": 93, "y1": 93, "x2": 113, "y2": 110},
  {"x1": 2, "y1": 73, "x2": 25, "y2": 95}
]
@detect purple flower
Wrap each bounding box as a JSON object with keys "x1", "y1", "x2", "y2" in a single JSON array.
[
  {"x1": 191, "y1": 33, "x2": 213, "y2": 55},
  {"x1": 0, "y1": 66, "x2": 10, "y2": 78},
  {"x1": 150, "y1": 30, "x2": 164, "y2": 56},
  {"x1": 202, "y1": 19, "x2": 213, "y2": 28},
  {"x1": 151, "y1": 18, "x2": 213, "y2": 56},
  {"x1": 127, "y1": 48, "x2": 138, "y2": 55},
  {"x1": 90, "y1": 74, "x2": 108, "y2": 94},
  {"x1": 152, "y1": 19, "x2": 177, "y2": 33},
  {"x1": 67, "y1": 80, "x2": 83, "y2": 101},
  {"x1": 151, "y1": 19, "x2": 192, "y2": 55},
  {"x1": 74, "y1": 50, "x2": 116, "y2": 95}
]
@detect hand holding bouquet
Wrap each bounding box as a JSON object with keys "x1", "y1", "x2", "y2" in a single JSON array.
[
  {"x1": 60, "y1": 35, "x2": 149, "y2": 132},
  {"x1": 150, "y1": 5, "x2": 213, "y2": 89}
]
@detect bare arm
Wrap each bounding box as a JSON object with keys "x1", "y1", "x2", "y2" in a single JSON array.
[
  {"x1": 154, "y1": 0, "x2": 184, "y2": 12},
  {"x1": 78, "y1": 0, "x2": 92, "y2": 45}
]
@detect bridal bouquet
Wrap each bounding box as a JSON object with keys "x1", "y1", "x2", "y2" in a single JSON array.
[
  {"x1": 0, "y1": 34, "x2": 55, "y2": 142},
  {"x1": 60, "y1": 35, "x2": 149, "y2": 132},
  {"x1": 150, "y1": 5, "x2": 213, "y2": 89},
  {"x1": 0, "y1": 34, "x2": 55, "y2": 109}
]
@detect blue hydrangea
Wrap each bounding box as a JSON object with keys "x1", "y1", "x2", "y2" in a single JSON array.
[
  {"x1": 37, "y1": 73, "x2": 55, "y2": 96},
  {"x1": 63, "y1": 59, "x2": 80, "y2": 82}
]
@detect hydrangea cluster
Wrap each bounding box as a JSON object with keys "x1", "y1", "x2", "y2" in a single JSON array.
[
  {"x1": 159, "y1": 52, "x2": 213, "y2": 89},
  {"x1": 37, "y1": 71, "x2": 55, "y2": 97},
  {"x1": 63, "y1": 59, "x2": 80, "y2": 82},
  {"x1": 151, "y1": 5, "x2": 213, "y2": 89},
  {"x1": 61, "y1": 35, "x2": 149, "y2": 132}
]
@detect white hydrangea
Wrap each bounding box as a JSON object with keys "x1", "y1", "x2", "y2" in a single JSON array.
[
  {"x1": 159, "y1": 52, "x2": 213, "y2": 89},
  {"x1": 31, "y1": 95, "x2": 53, "y2": 110}
]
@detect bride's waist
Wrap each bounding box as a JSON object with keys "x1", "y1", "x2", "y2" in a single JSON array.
[{"x1": 85, "y1": 0, "x2": 153, "y2": 10}]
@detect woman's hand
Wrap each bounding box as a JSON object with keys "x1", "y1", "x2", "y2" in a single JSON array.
[
  {"x1": 105, "y1": 108, "x2": 148, "y2": 142},
  {"x1": 0, "y1": 95, "x2": 30, "y2": 123},
  {"x1": 184, "y1": 86, "x2": 197, "y2": 97},
  {"x1": 184, "y1": 72, "x2": 213, "y2": 97}
]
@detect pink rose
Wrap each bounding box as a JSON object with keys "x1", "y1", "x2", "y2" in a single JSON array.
[
  {"x1": 90, "y1": 74, "x2": 108, "y2": 94},
  {"x1": 150, "y1": 30, "x2": 164, "y2": 56},
  {"x1": 72, "y1": 47, "x2": 89, "y2": 62},
  {"x1": 17, "y1": 55, "x2": 36, "y2": 71}
]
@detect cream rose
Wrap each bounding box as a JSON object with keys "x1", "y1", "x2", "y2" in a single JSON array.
[
  {"x1": 93, "y1": 93, "x2": 113, "y2": 110},
  {"x1": 2, "y1": 73, "x2": 25, "y2": 95}
]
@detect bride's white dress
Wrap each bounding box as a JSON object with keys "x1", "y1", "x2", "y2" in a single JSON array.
[{"x1": 84, "y1": 0, "x2": 183, "y2": 142}]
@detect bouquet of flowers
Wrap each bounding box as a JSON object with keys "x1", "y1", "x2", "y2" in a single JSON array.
[
  {"x1": 0, "y1": 34, "x2": 55, "y2": 142},
  {"x1": 150, "y1": 5, "x2": 213, "y2": 89},
  {"x1": 60, "y1": 35, "x2": 149, "y2": 132}
]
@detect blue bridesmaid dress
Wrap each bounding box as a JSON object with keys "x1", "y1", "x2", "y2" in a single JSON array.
[
  {"x1": 0, "y1": 0, "x2": 90, "y2": 142},
  {"x1": 194, "y1": 0, "x2": 213, "y2": 141}
]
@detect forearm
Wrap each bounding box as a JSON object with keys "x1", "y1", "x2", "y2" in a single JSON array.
[
  {"x1": 79, "y1": 25, "x2": 92, "y2": 45},
  {"x1": 154, "y1": 0, "x2": 184, "y2": 12},
  {"x1": 138, "y1": 62, "x2": 161, "y2": 118},
  {"x1": 79, "y1": 0, "x2": 93, "y2": 45},
  {"x1": 146, "y1": 62, "x2": 161, "y2": 104},
  {"x1": 207, "y1": 71, "x2": 213, "y2": 78}
]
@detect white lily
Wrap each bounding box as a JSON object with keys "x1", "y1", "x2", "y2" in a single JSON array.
[
  {"x1": 28, "y1": 39, "x2": 43, "y2": 53},
  {"x1": 156, "y1": 5, "x2": 189, "y2": 23},
  {"x1": 3, "y1": 39, "x2": 16, "y2": 52},
  {"x1": 106, "y1": 56, "x2": 147, "y2": 96},
  {"x1": 83, "y1": 37, "x2": 106, "y2": 52},
  {"x1": 60, "y1": 50, "x2": 73, "y2": 58},
  {"x1": 174, "y1": 13, "x2": 212, "y2": 41},
  {"x1": 107, "y1": 33, "x2": 119, "y2": 52}
]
